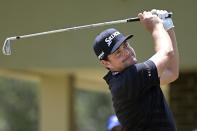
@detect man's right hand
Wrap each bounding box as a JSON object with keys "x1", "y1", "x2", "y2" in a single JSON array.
[
  {"x1": 138, "y1": 11, "x2": 164, "y2": 33},
  {"x1": 151, "y1": 9, "x2": 175, "y2": 31}
]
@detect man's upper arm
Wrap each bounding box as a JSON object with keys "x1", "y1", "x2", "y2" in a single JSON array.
[
  {"x1": 159, "y1": 69, "x2": 179, "y2": 85},
  {"x1": 149, "y1": 51, "x2": 178, "y2": 85},
  {"x1": 149, "y1": 50, "x2": 172, "y2": 78}
]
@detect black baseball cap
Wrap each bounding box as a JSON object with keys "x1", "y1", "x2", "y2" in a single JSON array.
[{"x1": 93, "y1": 28, "x2": 133, "y2": 60}]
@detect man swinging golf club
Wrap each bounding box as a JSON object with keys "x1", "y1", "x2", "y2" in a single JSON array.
[{"x1": 93, "y1": 9, "x2": 179, "y2": 131}]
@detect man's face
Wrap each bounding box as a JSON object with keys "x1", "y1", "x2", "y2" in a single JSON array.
[{"x1": 101, "y1": 41, "x2": 137, "y2": 72}]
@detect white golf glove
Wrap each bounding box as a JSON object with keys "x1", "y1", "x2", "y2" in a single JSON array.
[{"x1": 151, "y1": 9, "x2": 174, "y2": 31}]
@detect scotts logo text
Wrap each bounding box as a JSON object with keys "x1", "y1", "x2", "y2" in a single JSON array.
[{"x1": 105, "y1": 31, "x2": 120, "y2": 47}]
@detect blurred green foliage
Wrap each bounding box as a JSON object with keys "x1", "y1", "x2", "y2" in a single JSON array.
[
  {"x1": 0, "y1": 77, "x2": 39, "y2": 131},
  {"x1": 0, "y1": 77, "x2": 114, "y2": 131},
  {"x1": 75, "y1": 88, "x2": 114, "y2": 131}
]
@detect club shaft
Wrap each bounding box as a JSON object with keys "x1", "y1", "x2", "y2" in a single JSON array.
[
  {"x1": 6, "y1": 13, "x2": 172, "y2": 40},
  {"x1": 11, "y1": 19, "x2": 132, "y2": 40},
  {"x1": 2, "y1": 12, "x2": 172, "y2": 55}
]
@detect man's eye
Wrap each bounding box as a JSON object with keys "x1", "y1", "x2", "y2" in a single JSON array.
[
  {"x1": 115, "y1": 50, "x2": 121, "y2": 55},
  {"x1": 125, "y1": 43, "x2": 131, "y2": 48},
  {"x1": 125, "y1": 43, "x2": 129, "y2": 47}
]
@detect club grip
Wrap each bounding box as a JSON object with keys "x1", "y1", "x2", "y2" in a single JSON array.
[{"x1": 127, "y1": 12, "x2": 173, "y2": 22}]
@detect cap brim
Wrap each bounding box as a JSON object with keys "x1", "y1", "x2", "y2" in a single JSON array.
[{"x1": 110, "y1": 34, "x2": 133, "y2": 54}]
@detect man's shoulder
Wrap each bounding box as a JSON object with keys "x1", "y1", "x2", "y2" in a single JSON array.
[
  {"x1": 103, "y1": 60, "x2": 157, "y2": 84},
  {"x1": 103, "y1": 65, "x2": 136, "y2": 85}
]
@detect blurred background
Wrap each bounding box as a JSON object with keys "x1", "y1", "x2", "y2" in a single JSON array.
[{"x1": 0, "y1": 0, "x2": 196, "y2": 131}]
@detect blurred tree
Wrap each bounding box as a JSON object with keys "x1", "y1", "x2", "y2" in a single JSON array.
[
  {"x1": 0, "y1": 77, "x2": 39, "y2": 131},
  {"x1": 0, "y1": 77, "x2": 115, "y2": 131},
  {"x1": 75, "y1": 88, "x2": 114, "y2": 131}
]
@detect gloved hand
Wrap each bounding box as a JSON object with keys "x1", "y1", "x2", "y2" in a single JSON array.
[{"x1": 151, "y1": 9, "x2": 174, "y2": 31}]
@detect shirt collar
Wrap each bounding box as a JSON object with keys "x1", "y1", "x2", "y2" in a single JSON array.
[{"x1": 103, "y1": 71, "x2": 120, "y2": 85}]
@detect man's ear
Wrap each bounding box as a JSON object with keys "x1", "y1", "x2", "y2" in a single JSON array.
[{"x1": 100, "y1": 60, "x2": 111, "y2": 68}]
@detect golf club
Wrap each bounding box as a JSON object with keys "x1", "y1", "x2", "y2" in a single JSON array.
[{"x1": 2, "y1": 13, "x2": 172, "y2": 55}]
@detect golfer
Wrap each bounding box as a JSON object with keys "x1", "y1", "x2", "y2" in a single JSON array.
[{"x1": 93, "y1": 9, "x2": 179, "y2": 131}]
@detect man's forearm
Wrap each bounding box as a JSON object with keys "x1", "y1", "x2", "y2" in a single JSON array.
[
  {"x1": 152, "y1": 26, "x2": 173, "y2": 53},
  {"x1": 166, "y1": 28, "x2": 179, "y2": 76},
  {"x1": 159, "y1": 28, "x2": 179, "y2": 85},
  {"x1": 150, "y1": 25, "x2": 174, "y2": 77}
]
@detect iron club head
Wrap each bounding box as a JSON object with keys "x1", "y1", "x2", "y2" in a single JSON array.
[{"x1": 2, "y1": 38, "x2": 11, "y2": 55}]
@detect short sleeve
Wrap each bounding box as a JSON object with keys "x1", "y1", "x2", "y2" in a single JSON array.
[
  {"x1": 136, "y1": 60, "x2": 160, "y2": 87},
  {"x1": 121, "y1": 60, "x2": 160, "y2": 99}
]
